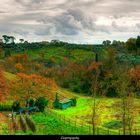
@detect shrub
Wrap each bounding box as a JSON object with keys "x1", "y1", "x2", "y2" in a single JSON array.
[
  {"x1": 71, "y1": 98, "x2": 77, "y2": 106},
  {"x1": 35, "y1": 97, "x2": 48, "y2": 112},
  {"x1": 0, "y1": 104, "x2": 12, "y2": 111},
  {"x1": 29, "y1": 99, "x2": 35, "y2": 107},
  {"x1": 12, "y1": 101, "x2": 20, "y2": 112}
]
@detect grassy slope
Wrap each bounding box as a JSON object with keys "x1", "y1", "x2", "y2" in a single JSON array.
[
  {"x1": 26, "y1": 47, "x2": 95, "y2": 62},
  {"x1": 3, "y1": 71, "x2": 140, "y2": 135}
]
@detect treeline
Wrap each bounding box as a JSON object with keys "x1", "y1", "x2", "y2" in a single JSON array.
[{"x1": 0, "y1": 35, "x2": 140, "y2": 57}]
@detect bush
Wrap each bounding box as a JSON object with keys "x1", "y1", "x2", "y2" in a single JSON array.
[
  {"x1": 29, "y1": 99, "x2": 35, "y2": 107},
  {"x1": 26, "y1": 98, "x2": 35, "y2": 107},
  {"x1": 103, "y1": 120, "x2": 122, "y2": 129},
  {"x1": 71, "y1": 98, "x2": 77, "y2": 106},
  {"x1": 0, "y1": 104, "x2": 12, "y2": 111},
  {"x1": 35, "y1": 97, "x2": 48, "y2": 112},
  {"x1": 12, "y1": 101, "x2": 20, "y2": 112}
]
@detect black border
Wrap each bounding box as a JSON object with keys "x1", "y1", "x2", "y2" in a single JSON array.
[{"x1": 0, "y1": 135, "x2": 140, "y2": 140}]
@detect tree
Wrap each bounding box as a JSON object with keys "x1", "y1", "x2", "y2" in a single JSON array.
[
  {"x1": 53, "y1": 93, "x2": 60, "y2": 109},
  {"x1": 136, "y1": 36, "x2": 140, "y2": 54},
  {"x1": 112, "y1": 66, "x2": 140, "y2": 135},
  {"x1": 2, "y1": 35, "x2": 15, "y2": 44},
  {"x1": 128, "y1": 64, "x2": 140, "y2": 96},
  {"x1": 102, "y1": 40, "x2": 111, "y2": 47},
  {"x1": 10, "y1": 36, "x2": 16, "y2": 44},
  {"x1": 12, "y1": 101, "x2": 20, "y2": 112},
  {"x1": 91, "y1": 68, "x2": 100, "y2": 135},
  {"x1": 136, "y1": 36, "x2": 140, "y2": 46},
  {"x1": 89, "y1": 60, "x2": 105, "y2": 135},
  {"x1": 0, "y1": 69, "x2": 9, "y2": 102},
  {"x1": 2, "y1": 35, "x2": 10, "y2": 44},
  {"x1": 10, "y1": 73, "x2": 58, "y2": 105},
  {"x1": 125, "y1": 38, "x2": 137, "y2": 53},
  {"x1": 19, "y1": 39, "x2": 24, "y2": 43},
  {"x1": 15, "y1": 63, "x2": 24, "y2": 72},
  {"x1": 35, "y1": 97, "x2": 48, "y2": 112}
]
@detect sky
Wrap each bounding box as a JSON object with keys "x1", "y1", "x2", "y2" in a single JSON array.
[{"x1": 0, "y1": 0, "x2": 140, "y2": 44}]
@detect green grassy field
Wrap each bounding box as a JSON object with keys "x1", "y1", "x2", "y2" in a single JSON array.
[{"x1": 24, "y1": 47, "x2": 95, "y2": 63}]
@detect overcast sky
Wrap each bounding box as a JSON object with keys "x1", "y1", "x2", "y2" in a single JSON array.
[{"x1": 0, "y1": 0, "x2": 140, "y2": 44}]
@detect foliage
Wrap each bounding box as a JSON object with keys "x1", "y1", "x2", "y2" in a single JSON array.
[
  {"x1": 125, "y1": 38, "x2": 137, "y2": 52},
  {"x1": 71, "y1": 98, "x2": 77, "y2": 106},
  {"x1": 35, "y1": 97, "x2": 48, "y2": 112},
  {"x1": 136, "y1": 36, "x2": 140, "y2": 48},
  {"x1": 0, "y1": 69, "x2": 9, "y2": 102},
  {"x1": 53, "y1": 93, "x2": 60, "y2": 109},
  {"x1": 12, "y1": 100, "x2": 20, "y2": 112},
  {"x1": 29, "y1": 99, "x2": 35, "y2": 107},
  {"x1": 0, "y1": 104, "x2": 12, "y2": 111}
]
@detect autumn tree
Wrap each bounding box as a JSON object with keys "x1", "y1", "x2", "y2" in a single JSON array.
[
  {"x1": 125, "y1": 38, "x2": 137, "y2": 53},
  {"x1": 0, "y1": 68, "x2": 9, "y2": 102},
  {"x1": 10, "y1": 73, "x2": 58, "y2": 106},
  {"x1": 112, "y1": 66, "x2": 140, "y2": 135},
  {"x1": 89, "y1": 61, "x2": 104, "y2": 135},
  {"x1": 128, "y1": 64, "x2": 140, "y2": 96}
]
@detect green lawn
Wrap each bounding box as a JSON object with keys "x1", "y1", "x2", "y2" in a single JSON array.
[{"x1": 52, "y1": 95, "x2": 140, "y2": 134}]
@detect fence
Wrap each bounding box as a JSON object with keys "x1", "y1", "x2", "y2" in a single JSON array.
[
  {"x1": 43, "y1": 109, "x2": 140, "y2": 135},
  {"x1": 1, "y1": 110, "x2": 140, "y2": 135}
]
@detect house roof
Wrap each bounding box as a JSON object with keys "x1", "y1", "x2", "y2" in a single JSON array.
[{"x1": 59, "y1": 98, "x2": 71, "y2": 104}]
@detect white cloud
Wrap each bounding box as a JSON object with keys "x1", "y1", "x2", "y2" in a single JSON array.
[{"x1": 0, "y1": 0, "x2": 140, "y2": 43}]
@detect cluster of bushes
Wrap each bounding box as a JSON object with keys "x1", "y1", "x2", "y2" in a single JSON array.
[{"x1": 12, "y1": 97, "x2": 48, "y2": 113}]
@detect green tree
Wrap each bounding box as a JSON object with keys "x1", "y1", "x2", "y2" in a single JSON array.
[
  {"x1": 125, "y1": 38, "x2": 137, "y2": 53},
  {"x1": 102, "y1": 40, "x2": 111, "y2": 47},
  {"x1": 35, "y1": 97, "x2": 48, "y2": 112},
  {"x1": 53, "y1": 93, "x2": 60, "y2": 109},
  {"x1": 12, "y1": 101, "x2": 20, "y2": 112},
  {"x1": 19, "y1": 39, "x2": 24, "y2": 43}
]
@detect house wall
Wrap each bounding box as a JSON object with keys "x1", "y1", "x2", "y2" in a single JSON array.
[{"x1": 59, "y1": 101, "x2": 72, "y2": 109}]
